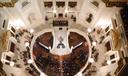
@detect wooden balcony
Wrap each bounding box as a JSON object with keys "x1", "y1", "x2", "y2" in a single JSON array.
[{"x1": 102, "y1": 0, "x2": 128, "y2": 7}]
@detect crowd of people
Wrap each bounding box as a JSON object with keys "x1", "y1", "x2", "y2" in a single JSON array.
[{"x1": 33, "y1": 32, "x2": 89, "y2": 76}]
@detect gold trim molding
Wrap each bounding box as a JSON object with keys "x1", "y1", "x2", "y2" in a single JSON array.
[{"x1": 0, "y1": 0, "x2": 17, "y2": 7}]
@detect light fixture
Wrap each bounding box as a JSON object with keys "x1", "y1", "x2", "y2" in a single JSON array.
[
  {"x1": 107, "y1": 60, "x2": 111, "y2": 65},
  {"x1": 77, "y1": 72, "x2": 82, "y2": 76},
  {"x1": 53, "y1": 10, "x2": 57, "y2": 13},
  {"x1": 89, "y1": 58, "x2": 94, "y2": 63},
  {"x1": 87, "y1": 28, "x2": 92, "y2": 33},
  {"x1": 40, "y1": 73, "x2": 45, "y2": 76},
  {"x1": 14, "y1": 19, "x2": 25, "y2": 27},
  {"x1": 10, "y1": 61, "x2": 15, "y2": 67},
  {"x1": 65, "y1": 10, "x2": 69, "y2": 13},
  {"x1": 30, "y1": 29, "x2": 34, "y2": 33},
  {"x1": 92, "y1": 41, "x2": 97, "y2": 46},
  {"x1": 27, "y1": 59, "x2": 33, "y2": 64},
  {"x1": 25, "y1": 42, "x2": 29, "y2": 47},
  {"x1": 15, "y1": 26, "x2": 20, "y2": 30},
  {"x1": 96, "y1": 19, "x2": 111, "y2": 29},
  {"x1": 49, "y1": 46, "x2": 51, "y2": 50}
]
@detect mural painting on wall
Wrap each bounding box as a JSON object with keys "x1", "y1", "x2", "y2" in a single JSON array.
[{"x1": 0, "y1": 31, "x2": 10, "y2": 51}]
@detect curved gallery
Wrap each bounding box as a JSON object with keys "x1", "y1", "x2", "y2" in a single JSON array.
[{"x1": 30, "y1": 29, "x2": 91, "y2": 76}]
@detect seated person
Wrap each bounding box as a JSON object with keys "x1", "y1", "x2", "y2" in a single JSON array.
[
  {"x1": 57, "y1": 42, "x2": 65, "y2": 48},
  {"x1": 57, "y1": 36, "x2": 65, "y2": 48}
]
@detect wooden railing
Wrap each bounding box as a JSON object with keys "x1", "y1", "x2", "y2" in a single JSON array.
[
  {"x1": 114, "y1": 58, "x2": 125, "y2": 75},
  {"x1": 0, "y1": 61, "x2": 7, "y2": 76},
  {"x1": 102, "y1": 0, "x2": 128, "y2": 7}
]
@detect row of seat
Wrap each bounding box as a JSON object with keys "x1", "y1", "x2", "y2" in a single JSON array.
[{"x1": 32, "y1": 32, "x2": 89, "y2": 76}]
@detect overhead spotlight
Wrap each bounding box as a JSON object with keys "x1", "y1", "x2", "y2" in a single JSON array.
[
  {"x1": 87, "y1": 28, "x2": 92, "y2": 33},
  {"x1": 14, "y1": 19, "x2": 25, "y2": 27},
  {"x1": 10, "y1": 61, "x2": 15, "y2": 67},
  {"x1": 27, "y1": 59, "x2": 33, "y2": 64},
  {"x1": 40, "y1": 73, "x2": 45, "y2": 76},
  {"x1": 89, "y1": 58, "x2": 94, "y2": 63},
  {"x1": 65, "y1": 10, "x2": 69, "y2": 13},
  {"x1": 15, "y1": 26, "x2": 20, "y2": 30},
  {"x1": 53, "y1": 10, "x2": 57, "y2": 13},
  {"x1": 96, "y1": 19, "x2": 111, "y2": 29},
  {"x1": 107, "y1": 60, "x2": 111, "y2": 65},
  {"x1": 49, "y1": 46, "x2": 51, "y2": 50},
  {"x1": 92, "y1": 41, "x2": 97, "y2": 46},
  {"x1": 30, "y1": 29, "x2": 34, "y2": 33},
  {"x1": 25, "y1": 42, "x2": 29, "y2": 47},
  {"x1": 78, "y1": 72, "x2": 82, "y2": 76}
]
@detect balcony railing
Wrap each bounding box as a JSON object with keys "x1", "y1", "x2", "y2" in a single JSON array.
[{"x1": 102, "y1": 0, "x2": 128, "y2": 7}]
